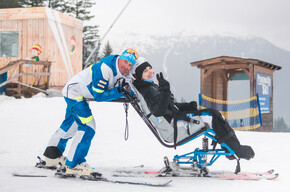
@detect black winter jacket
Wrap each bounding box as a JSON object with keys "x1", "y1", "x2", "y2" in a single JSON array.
[
  {"x1": 133, "y1": 80, "x2": 255, "y2": 160},
  {"x1": 133, "y1": 80, "x2": 197, "y2": 122}
]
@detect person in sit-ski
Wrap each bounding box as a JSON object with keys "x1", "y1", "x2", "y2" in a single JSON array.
[{"x1": 131, "y1": 57, "x2": 255, "y2": 160}]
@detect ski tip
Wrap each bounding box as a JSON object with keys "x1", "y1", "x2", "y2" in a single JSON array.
[
  {"x1": 12, "y1": 173, "x2": 47, "y2": 177},
  {"x1": 164, "y1": 179, "x2": 173, "y2": 186},
  {"x1": 267, "y1": 173, "x2": 279, "y2": 180},
  {"x1": 267, "y1": 169, "x2": 275, "y2": 174},
  {"x1": 150, "y1": 179, "x2": 172, "y2": 187}
]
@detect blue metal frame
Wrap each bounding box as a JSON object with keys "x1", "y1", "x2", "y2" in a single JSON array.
[
  {"x1": 173, "y1": 129, "x2": 235, "y2": 168},
  {"x1": 124, "y1": 91, "x2": 236, "y2": 168}
]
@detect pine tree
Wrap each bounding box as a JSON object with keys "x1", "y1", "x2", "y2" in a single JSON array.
[
  {"x1": 74, "y1": 0, "x2": 94, "y2": 20},
  {"x1": 47, "y1": 0, "x2": 68, "y2": 12},
  {"x1": 18, "y1": 0, "x2": 45, "y2": 7},
  {"x1": 273, "y1": 117, "x2": 290, "y2": 132},
  {"x1": 83, "y1": 24, "x2": 99, "y2": 57},
  {"x1": 102, "y1": 41, "x2": 113, "y2": 58},
  {"x1": 0, "y1": 0, "x2": 22, "y2": 8}
]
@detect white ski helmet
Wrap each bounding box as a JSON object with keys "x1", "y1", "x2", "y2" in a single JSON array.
[{"x1": 131, "y1": 57, "x2": 149, "y2": 79}]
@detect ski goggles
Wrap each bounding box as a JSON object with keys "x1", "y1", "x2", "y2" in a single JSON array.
[
  {"x1": 119, "y1": 48, "x2": 139, "y2": 65},
  {"x1": 125, "y1": 48, "x2": 139, "y2": 59}
]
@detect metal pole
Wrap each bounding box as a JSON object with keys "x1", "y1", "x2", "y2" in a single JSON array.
[{"x1": 84, "y1": 0, "x2": 132, "y2": 68}]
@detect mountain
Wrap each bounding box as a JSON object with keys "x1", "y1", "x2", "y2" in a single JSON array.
[{"x1": 109, "y1": 34, "x2": 290, "y2": 125}]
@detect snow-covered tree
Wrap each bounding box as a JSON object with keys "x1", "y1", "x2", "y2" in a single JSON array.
[
  {"x1": 47, "y1": 0, "x2": 69, "y2": 12},
  {"x1": 0, "y1": 0, "x2": 22, "y2": 8},
  {"x1": 101, "y1": 41, "x2": 114, "y2": 58},
  {"x1": 18, "y1": 0, "x2": 45, "y2": 7},
  {"x1": 273, "y1": 117, "x2": 290, "y2": 132}
]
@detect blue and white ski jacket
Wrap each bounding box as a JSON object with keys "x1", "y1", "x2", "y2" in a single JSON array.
[{"x1": 62, "y1": 55, "x2": 130, "y2": 101}]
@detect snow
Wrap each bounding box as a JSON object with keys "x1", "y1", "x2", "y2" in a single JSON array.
[{"x1": 0, "y1": 94, "x2": 289, "y2": 191}]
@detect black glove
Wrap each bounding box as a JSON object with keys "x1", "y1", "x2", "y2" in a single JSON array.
[
  {"x1": 121, "y1": 79, "x2": 132, "y2": 93},
  {"x1": 175, "y1": 101, "x2": 198, "y2": 112},
  {"x1": 156, "y1": 72, "x2": 170, "y2": 92},
  {"x1": 189, "y1": 101, "x2": 198, "y2": 111}
]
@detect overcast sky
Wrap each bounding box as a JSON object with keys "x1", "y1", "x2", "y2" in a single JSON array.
[{"x1": 91, "y1": 0, "x2": 290, "y2": 51}]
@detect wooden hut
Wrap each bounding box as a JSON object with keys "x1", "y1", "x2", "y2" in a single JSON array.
[
  {"x1": 0, "y1": 7, "x2": 83, "y2": 93},
  {"x1": 191, "y1": 56, "x2": 282, "y2": 132}
]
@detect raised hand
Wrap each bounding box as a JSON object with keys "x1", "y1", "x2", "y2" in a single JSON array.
[{"x1": 156, "y1": 72, "x2": 170, "y2": 92}]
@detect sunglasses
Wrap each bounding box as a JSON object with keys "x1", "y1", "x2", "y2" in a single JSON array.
[{"x1": 126, "y1": 48, "x2": 139, "y2": 59}]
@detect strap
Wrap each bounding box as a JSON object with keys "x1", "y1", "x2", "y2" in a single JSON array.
[
  {"x1": 123, "y1": 103, "x2": 129, "y2": 140},
  {"x1": 169, "y1": 101, "x2": 203, "y2": 148},
  {"x1": 187, "y1": 123, "x2": 191, "y2": 135},
  {"x1": 173, "y1": 117, "x2": 178, "y2": 149},
  {"x1": 146, "y1": 113, "x2": 152, "y2": 118},
  {"x1": 211, "y1": 139, "x2": 218, "y2": 150},
  {"x1": 174, "y1": 112, "x2": 191, "y2": 122}
]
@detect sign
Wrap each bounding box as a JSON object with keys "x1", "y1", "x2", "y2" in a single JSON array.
[
  {"x1": 256, "y1": 73, "x2": 272, "y2": 113},
  {"x1": 258, "y1": 96, "x2": 270, "y2": 113},
  {"x1": 256, "y1": 73, "x2": 272, "y2": 97}
]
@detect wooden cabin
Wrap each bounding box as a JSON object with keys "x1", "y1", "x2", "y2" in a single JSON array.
[
  {"x1": 191, "y1": 56, "x2": 282, "y2": 132},
  {"x1": 0, "y1": 7, "x2": 83, "y2": 94}
]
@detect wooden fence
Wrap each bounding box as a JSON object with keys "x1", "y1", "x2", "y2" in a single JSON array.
[{"x1": 0, "y1": 59, "x2": 51, "y2": 96}]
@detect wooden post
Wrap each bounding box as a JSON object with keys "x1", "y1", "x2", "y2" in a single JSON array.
[
  {"x1": 223, "y1": 71, "x2": 228, "y2": 101},
  {"x1": 46, "y1": 62, "x2": 51, "y2": 89},
  {"x1": 250, "y1": 64, "x2": 255, "y2": 97},
  {"x1": 17, "y1": 61, "x2": 23, "y2": 94}
]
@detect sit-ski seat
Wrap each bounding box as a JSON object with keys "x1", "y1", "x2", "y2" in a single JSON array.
[
  {"x1": 127, "y1": 85, "x2": 238, "y2": 172},
  {"x1": 134, "y1": 87, "x2": 205, "y2": 144}
]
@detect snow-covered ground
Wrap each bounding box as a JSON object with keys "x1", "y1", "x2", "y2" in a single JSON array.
[{"x1": 0, "y1": 94, "x2": 289, "y2": 192}]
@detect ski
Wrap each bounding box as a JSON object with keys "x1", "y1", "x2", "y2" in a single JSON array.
[
  {"x1": 31, "y1": 156, "x2": 171, "y2": 186},
  {"x1": 101, "y1": 177, "x2": 172, "y2": 186},
  {"x1": 112, "y1": 168, "x2": 279, "y2": 181},
  {"x1": 32, "y1": 156, "x2": 278, "y2": 182},
  {"x1": 35, "y1": 156, "x2": 145, "y2": 170},
  {"x1": 12, "y1": 171, "x2": 172, "y2": 187},
  {"x1": 54, "y1": 171, "x2": 171, "y2": 187},
  {"x1": 82, "y1": 175, "x2": 172, "y2": 186},
  {"x1": 209, "y1": 169, "x2": 279, "y2": 181},
  {"x1": 12, "y1": 173, "x2": 47, "y2": 177}
]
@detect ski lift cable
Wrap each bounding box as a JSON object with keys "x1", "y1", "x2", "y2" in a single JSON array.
[{"x1": 84, "y1": 0, "x2": 132, "y2": 68}]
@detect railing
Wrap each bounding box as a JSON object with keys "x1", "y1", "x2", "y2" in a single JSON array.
[{"x1": 0, "y1": 59, "x2": 51, "y2": 95}]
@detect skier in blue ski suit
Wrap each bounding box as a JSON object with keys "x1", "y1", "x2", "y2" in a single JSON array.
[{"x1": 43, "y1": 49, "x2": 139, "y2": 175}]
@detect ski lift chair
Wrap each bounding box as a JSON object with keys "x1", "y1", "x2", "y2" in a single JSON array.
[{"x1": 123, "y1": 85, "x2": 239, "y2": 175}]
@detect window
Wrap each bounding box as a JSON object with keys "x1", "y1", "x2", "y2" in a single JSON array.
[{"x1": 0, "y1": 31, "x2": 19, "y2": 57}]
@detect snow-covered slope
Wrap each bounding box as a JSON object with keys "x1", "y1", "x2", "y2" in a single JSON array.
[{"x1": 0, "y1": 95, "x2": 289, "y2": 191}]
